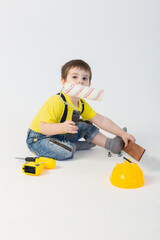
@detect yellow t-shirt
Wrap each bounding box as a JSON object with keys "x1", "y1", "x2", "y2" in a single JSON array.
[{"x1": 30, "y1": 92, "x2": 97, "y2": 133}]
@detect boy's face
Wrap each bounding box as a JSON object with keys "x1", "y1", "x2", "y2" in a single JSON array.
[{"x1": 61, "y1": 67, "x2": 91, "y2": 87}]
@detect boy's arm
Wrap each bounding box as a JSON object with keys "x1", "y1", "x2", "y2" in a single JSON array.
[
  {"x1": 89, "y1": 113, "x2": 136, "y2": 147},
  {"x1": 40, "y1": 121, "x2": 78, "y2": 136},
  {"x1": 89, "y1": 113, "x2": 124, "y2": 137},
  {"x1": 40, "y1": 122, "x2": 64, "y2": 135}
]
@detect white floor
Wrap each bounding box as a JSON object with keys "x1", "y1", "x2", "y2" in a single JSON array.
[{"x1": 0, "y1": 135, "x2": 160, "y2": 240}]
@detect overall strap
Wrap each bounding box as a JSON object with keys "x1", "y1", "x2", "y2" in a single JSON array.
[
  {"x1": 57, "y1": 93, "x2": 85, "y2": 122},
  {"x1": 80, "y1": 99, "x2": 84, "y2": 114},
  {"x1": 57, "y1": 93, "x2": 68, "y2": 123}
]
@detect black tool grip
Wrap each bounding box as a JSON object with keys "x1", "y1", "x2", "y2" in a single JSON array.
[
  {"x1": 67, "y1": 110, "x2": 80, "y2": 139},
  {"x1": 25, "y1": 157, "x2": 37, "y2": 162}
]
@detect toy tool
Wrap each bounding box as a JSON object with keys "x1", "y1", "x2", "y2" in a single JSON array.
[
  {"x1": 16, "y1": 157, "x2": 56, "y2": 169},
  {"x1": 67, "y1": 110, "x2": 80, "y2": 139},
  {"x1": 22, "y1": 162, "x2": 44, "y2": 176},
  {"x1": 108, "y1": 151, "x2": 122, "y2": 157},
  {"x1": 122, "y1": 140, "x2": 145, "y2": 161},
  {"x1": 16, "y1": 157, "x2": 56, "y2": 176},
  {"x1": 63, "y1": 83, "x2": 104, "y2": 101}
]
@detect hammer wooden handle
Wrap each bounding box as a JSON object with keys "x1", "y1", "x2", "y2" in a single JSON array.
[{"x1": 123, "y1": 140, "x2": 145, "y2": 161}]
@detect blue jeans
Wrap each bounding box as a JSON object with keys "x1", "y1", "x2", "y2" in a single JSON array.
[{"x1": 26, "y1": 121, "x2": 99, "y2": 160}]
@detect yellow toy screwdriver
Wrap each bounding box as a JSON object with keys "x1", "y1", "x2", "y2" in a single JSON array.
[
  {"x1": 22, "y1": 162, "x2": 44, "y2": 176},
  {"x1": 16, "y1": 157, "x2": 56, "y2": 176}
]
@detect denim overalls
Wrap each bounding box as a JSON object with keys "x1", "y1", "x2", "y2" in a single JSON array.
[{"x1": 26, "y1": 120, "x2": 99, "y2": 160}]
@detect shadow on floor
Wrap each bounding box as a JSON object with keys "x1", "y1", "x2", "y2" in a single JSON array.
[{"x1": 141, "y1": 153, "x2": 160, "y2": 172}]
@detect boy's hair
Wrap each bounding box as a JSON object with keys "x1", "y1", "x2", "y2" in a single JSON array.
[{"x1": 61, "y1": 59, "x2": 92, "y2": 82}]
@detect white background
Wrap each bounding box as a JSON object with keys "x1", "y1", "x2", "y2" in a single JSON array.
[{"x1": 0, "y1": 1, "x2": 160, "y2": 240}]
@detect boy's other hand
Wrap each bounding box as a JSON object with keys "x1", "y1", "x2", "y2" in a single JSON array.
[
  {"x1": 121, "y1": 132, "x2": 136, "y2": 148},
  {"x1": 62, "y1": 120, "x2": 78, "y2": 134}
]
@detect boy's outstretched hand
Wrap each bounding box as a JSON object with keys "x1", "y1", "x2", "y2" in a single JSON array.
[
  {"x1": 105, "y1": 127, "x2": 136, "y2": 154},
  {"x1": 121, "y1": 131, "x2": 136, "y2": 148}
]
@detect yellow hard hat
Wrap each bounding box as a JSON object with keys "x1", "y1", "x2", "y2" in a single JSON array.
[{"x1": 110, "y1": 160, "x2": 145, "y2": 189}]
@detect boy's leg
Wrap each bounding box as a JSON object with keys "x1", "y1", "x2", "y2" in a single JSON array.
[
  {"x1": 26, "y1": 129, "x2": 75, "y2": 161},
  {"x1": 68, "y1": 120, "x2": 99, "y2": 150},
  {"x1": 91, "y1": 127, "x2": 127, "y2": 154},
  {"x1": 90, "y1": 131, "x2": 107, "y2": 148},
  {"x1": 26, "y1": 127, "x2": 96, "y2": 161},
  {"x1": 74, "y1": 141, "x2": 96, "y2": 151},
  {"x1": 28, "y1": 137, "x2": 75, "y2": 160}
]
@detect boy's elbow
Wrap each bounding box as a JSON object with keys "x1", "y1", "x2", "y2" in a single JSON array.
[{"x1": 40, "y1": 122, "x2": 47, "y2": 134}]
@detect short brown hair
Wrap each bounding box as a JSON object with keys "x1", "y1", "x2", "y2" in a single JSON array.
[{"x1": 61, "y1": 59, "x2": 92, "y2": 82}]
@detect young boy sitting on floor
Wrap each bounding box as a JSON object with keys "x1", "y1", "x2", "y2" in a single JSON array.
[{"x1": 26, "y1": 59, "x2": 136, "y2": 160}]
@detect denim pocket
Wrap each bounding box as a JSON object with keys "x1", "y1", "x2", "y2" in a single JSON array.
[
  {"x1": 26, "y1": 129, "x2": 46, "y2": 145},
  {"x1": 49, "y1": 139, "x2": 72, "y2": 152}
]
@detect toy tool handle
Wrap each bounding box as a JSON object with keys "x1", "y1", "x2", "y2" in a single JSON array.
[
  {"x1": 38, "y1": 157, "x2": 56, "y2": 169},
  {"x1": 25, "y1": 157, "x2": 37, "y2": 162},
  {"x1": 72, "y1": 110, "x2": 81, "y2": 123},
  {"x1": 122, "y1": 140, "x2": 145, "y2": 161},
  {"x1": 67, "y1": 110, "x2": 80, "y2": 139}
]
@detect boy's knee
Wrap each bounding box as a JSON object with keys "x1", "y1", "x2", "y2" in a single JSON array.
[
  {"x1": 56, "y1": 149, "x2": 74, "y2": 161},
  {"x1": 77, "y1": 120, "x2": 99, "y2": 142},
  {"x1": 27, "y1": 138, "x2": 75, "y2": 161},
  {"x1": 48, "y1": 139, "x2": 74, "y2": 161}
]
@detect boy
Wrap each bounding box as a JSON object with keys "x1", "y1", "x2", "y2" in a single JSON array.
[{"x1": 26, "y1": 59, "x2": 136, "y2": 160}]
